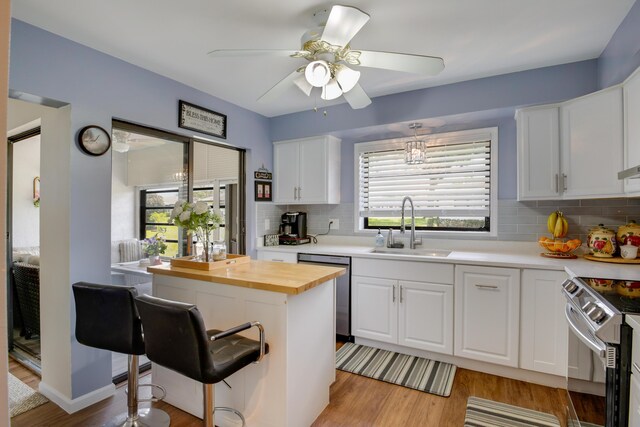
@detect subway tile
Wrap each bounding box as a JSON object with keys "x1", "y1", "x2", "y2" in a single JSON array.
[
  {"x1": 500, "y1": 215, "x2": 536, "y2": 225},
  {"x1": 537, "y1": 200, "x2": 580, "y2": 207},
  {"x1": 627, "y1": 198, "x2": 640, "y2": 205},
  {"x1": 497, "y1": 206, "x2": 518, "y2": 215},
  {"x1": 603, "y1": 206, "x2": 640, "y2": 216},
  {"x1": 498, "y1": 224, "x2": 517, "y2": 233},
  {"x1": 560, "y1": 206, "x2": 603, "y2": 216},
  {"x1": 580, "y1": 198, "x2": 629, "y2": 206},
  {"x1": 496, "y1": 233, "x2": 536, "y2": 242},
  {"x1": 517, "y1": 224, "x2": 548, "y2": 234}
]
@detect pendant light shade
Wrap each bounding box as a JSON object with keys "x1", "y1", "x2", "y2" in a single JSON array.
[
  {"x1": 335, "y1": 65, "x2": 360, "y2": 93},
  {"x1": 321, "y1": 78, "x2": 342, "y2": 100},
  {"x1": 405, "y1": 123, "x2": 426, "y2": 164},
  {"x1": 305, "y1": 60, "x2": 331, "y2": 87}
]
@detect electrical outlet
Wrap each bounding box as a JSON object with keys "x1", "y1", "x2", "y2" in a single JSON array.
[
  {"x1": 264, "y1": 218, "x2": 270, "y2": 230},
  {"x1": 329, "y1": 218, "x2": 339, "y2": 230}
]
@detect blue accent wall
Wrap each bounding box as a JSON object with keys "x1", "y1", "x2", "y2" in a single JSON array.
[{"x1": 598, "y1": 0, "x2": 640, "y2": 88}]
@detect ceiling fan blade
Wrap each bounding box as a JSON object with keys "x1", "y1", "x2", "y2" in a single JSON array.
[
  {"x1": 257, "y1": 70, "x2": 300, "y2": 103},
  {"x1": 321, "y1": 5, "x2": 370, "y2": 46},
  {"x1": 343, "y1": 83, "x2": 371, "y2": 109},
  {"x1": 357, "y1": 50, "x2": 444, "y2": 75},
  {"x1": 208, "y1": 49, "x2": 299, "y2": 58}
]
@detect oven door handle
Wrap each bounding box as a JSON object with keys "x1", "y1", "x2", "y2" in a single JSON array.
[{"x1": 565, "y1": 304, "x2": 607, "y2": 358}]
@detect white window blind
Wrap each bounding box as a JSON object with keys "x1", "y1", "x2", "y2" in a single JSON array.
[{"x1": 359, "y1": 138, "x2": 491, "y2": 218}]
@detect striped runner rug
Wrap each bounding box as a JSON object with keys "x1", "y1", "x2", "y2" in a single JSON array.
[
  {"x1": 464, "y1": 396, "x2": 561, "y2": 427},
  {"x1": 335, "y1": 342, "x2": 456, "y2": 397}
]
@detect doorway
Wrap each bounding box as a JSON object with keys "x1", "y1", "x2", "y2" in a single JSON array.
[{"x1": 7, "y1": 126, "x2": 41, "y2": 372}]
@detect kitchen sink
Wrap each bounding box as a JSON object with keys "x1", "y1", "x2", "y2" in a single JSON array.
[{"x1": 369, "y1": 247, "x2": 452, "y2": 257}]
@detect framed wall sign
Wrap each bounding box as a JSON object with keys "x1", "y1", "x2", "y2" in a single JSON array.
[
  {"x1": 178, "y1": 100, "x2": 227, "y2": 139},
  {"x1": 255, "y1": 180, "x2": 272, "y2": 202}
]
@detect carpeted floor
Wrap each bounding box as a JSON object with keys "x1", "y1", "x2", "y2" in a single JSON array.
[
  {"x1": 336, "y1": 342, "x2": 457, "y2": 397},
  {"x1": 8, "y1": 372, "x2": 49, "y2": 417},
  {"x1": 464, "y1": 396, "x2": 561, "y2": 427}
]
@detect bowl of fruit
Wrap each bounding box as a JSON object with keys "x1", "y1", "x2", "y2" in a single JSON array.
[{"x1": 538, "y1": 211, "x2": 582, "y2": 258}]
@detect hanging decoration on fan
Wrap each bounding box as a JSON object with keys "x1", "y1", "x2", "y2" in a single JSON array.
[{"x1": 208, "y1": 5, "x2": 444, "y2": 110}]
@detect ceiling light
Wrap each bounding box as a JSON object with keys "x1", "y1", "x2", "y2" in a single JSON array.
[
  {"x1": 305, "y1": 60, "x2": 331, "y2": 87},
  {"x1": 321, "y1": 78, "x2": 342, "y2": 100},
  {"x1": 405, "y1": 123, "x2": 426, "y2": 165},
  {"x1": 335, "y1": 65, "x2": 360, "y2": 93}
]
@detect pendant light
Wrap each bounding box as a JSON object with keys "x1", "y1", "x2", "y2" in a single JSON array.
[{"x1": 405, "y1": 123, "x2": 426, "y2": 164}]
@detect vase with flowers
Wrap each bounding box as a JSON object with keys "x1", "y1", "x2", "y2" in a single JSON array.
[
  {"x1": 143, "y1": 233, "x2": 167, "y2": 265},
  {"x1": 170, "y1": 200, "x2": 222, "y2": 262}
]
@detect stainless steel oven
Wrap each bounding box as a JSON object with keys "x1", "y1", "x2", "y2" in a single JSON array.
[{"x1": 562, "y1": 276, "x2": 634, "y2": 427}]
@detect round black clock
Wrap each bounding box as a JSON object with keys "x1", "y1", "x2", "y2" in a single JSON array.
[{"x1": 78, "y1": 125, "x2": 111, "y2": 156}]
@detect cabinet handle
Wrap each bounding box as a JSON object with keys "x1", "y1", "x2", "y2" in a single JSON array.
[
  {"x1": 298, "y1": 186, "x2": 302, "y2": 199},
  {"x1": 555, "y1": 173, "x2": 559, "y2": 193},
  {"x1": 400, "y1": 285, "x2": 403, "y2": 303},
  {"x1": 293, "y1": 187, "x2": 297, "y2": 200},
  {"x1": 392, "y1": 285, "x2": 396, "y2": 302},
  {"x1": 476, "y1": 284, "x2": 499, "y2": 290},
  {"x1": 271, "y1": 259, "x2": 284, "y2": 262},
  {"x1": 562, "y1": 173, "x2": 568, "y2": 191}
]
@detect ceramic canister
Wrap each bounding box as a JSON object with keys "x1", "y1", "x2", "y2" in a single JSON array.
[
  {"x1": 616, "y1": 220, "x2": 640, "y2": 247},
  {"x1": 588, "y1": 224, "x2": 617, "y2": 258}
]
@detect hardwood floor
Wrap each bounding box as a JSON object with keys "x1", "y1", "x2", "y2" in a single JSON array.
[{"x1": 9, "y1": 355, "x2": 570, "y2": 426}]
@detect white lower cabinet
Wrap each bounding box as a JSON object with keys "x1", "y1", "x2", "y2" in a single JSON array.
[
  {"x1": 519, "y1": 269, "x2": 568, "y2": 376},
  {"x1": 454, "y1": 265, "x2": 520, "y2": 367},
  {"x1": 352, "y1": 259, "x2": 454, "y2": 355},
  {"x1": 256, "y1": 250, "x2": 297, "y2": 263},
  {"x1": 630, "y1": 373, "x2": 640, "y2": 427}
]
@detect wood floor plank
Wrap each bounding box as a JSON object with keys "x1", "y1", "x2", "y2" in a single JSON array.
[{"x1": 9, "y1": 356, "x2": 570, "y2": 426}]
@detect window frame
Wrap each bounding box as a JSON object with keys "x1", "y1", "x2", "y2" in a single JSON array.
[{"x1": 353, "y1": 127, "x2": 498, "y2": 237}]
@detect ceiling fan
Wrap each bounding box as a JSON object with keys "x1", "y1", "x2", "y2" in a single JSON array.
[{"x1": 208, "y1": 5, "x2": 444, "y2": 110}]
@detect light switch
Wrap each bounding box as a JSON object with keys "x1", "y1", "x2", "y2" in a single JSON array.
[{"x1": 330, "y1": 219, "x2": 339, "y2": 230}]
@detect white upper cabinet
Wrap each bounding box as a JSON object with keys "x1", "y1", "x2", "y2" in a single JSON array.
[
  {"x1": 623, "y1": 67, "x2": 640, "y2": 195},
  {"x1": 273, "y1": 135, "x2": 341, "y2": 204},
  {"x1": 560, "y1": 86, "x2": 624, "y2": 199},
  {"x1": 516, "y1": 105, "x2": 561, "y2": 200},
  {"x1": 516, "y1": 86, "x2": 624, "y2": 200}
]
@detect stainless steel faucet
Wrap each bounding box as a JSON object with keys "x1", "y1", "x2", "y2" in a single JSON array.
[{"x1": 401, "y1": 196, "x2": 422, "y2": 249}]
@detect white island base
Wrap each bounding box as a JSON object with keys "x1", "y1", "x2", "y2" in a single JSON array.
[{"x1": 151, "y1": 273, "x2": 335, "y2": 427}]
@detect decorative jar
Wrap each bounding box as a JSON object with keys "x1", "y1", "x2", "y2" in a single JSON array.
[
  {"x1": 587, "y1": 224, "x2": 617, "y2": 258},
  {"x1": 210, "y1": 240, "x2": 227, "y2": 261},
  {"x1": 616, "y1": 220, "x2": 640, "y2": 246}
]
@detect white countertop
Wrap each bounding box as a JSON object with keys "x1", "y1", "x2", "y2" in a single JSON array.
[
  {"x1": 258, "y1": 237, "x2": 640, "y2": 281},
  {"x1": 627, "y1": 315, "x2": 640, "y2": 330}
]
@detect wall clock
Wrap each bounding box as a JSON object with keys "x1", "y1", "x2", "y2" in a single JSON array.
[{"x1": 78, "y1": 125, "x2": 111, "y2": 156}]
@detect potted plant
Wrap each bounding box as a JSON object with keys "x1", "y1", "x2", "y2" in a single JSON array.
[
  {"x1": 143, "y1": 233, "x2": 168, "y2": 265},
  {"x1": 170, "y1": 200, "x2": 222, "y2": 262}
]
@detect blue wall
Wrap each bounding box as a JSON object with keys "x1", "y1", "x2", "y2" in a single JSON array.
[
  {"x1": 9, "y1": 19, "x2": 271, "y2": 399},
  {"x1": 598, "y1": 0, "x2": 640, "y2": 88}
]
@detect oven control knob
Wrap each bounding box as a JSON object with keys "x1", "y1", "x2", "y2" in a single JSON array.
[
  {"x1": 588, "y1": 307, "x2": 607, "y2": 323},
  {"x1": 574, "y1": 288, "x2": 584, "y2": 298},
  {"x1": 563, "y1": 281, "x2": 578, "y2": 294},
  {"x1": 582, "y1": 301, "x2": 596, "y2": 312}
]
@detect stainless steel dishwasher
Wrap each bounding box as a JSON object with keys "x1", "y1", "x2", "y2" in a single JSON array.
[{"x1": 297, "y1": 253, "x2": 352, "y2": 341}]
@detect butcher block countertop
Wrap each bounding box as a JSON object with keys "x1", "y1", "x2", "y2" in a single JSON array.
[{"x1": 147, "y1": 260, "x2": 345, "y2": 295}]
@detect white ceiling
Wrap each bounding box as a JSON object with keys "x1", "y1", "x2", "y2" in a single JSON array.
[{"x1": 11, "y1": 0, "x2": 636, "y2": 118}]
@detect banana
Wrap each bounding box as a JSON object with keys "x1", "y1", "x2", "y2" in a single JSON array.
[
  {"x1": 553, "y1": 212, "x2": 569, "y2": 238},
  {"x1": 547, "y1": 211, "x2": 558, "y2": 234}
]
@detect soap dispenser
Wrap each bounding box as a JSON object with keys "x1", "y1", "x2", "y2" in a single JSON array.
[{"x1": 375, "y1": 229, "x2": 385, "y2": 247}]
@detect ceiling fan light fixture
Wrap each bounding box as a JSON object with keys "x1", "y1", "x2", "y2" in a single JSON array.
[
  {"x1": 321, "y1": 78, "x2": 343, "y2": 100},
  {"x1": 405, "y1": 123, "x2": 426, "y2": 165},
  {"x1": 305, "y1": 60, "x2": 331, "y2": 87},
  {"x1": 294, "y1": 75, "x2": 313, "y2": 96},
  {"x1": 335, "y1": 65, "x2": 360, "y2": 93}
]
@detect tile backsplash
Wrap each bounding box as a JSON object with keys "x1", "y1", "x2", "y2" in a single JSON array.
[{"x1": 256, "y1": 198, "x2": 640, "y2": 243}]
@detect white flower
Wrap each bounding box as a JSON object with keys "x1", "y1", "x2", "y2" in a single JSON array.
[
  {"x1": 194, "y1": 201, "x2": 208, "y2": 215},
  {"x1": 179, "y1": 211, "x2": 191, "y2": 222}
]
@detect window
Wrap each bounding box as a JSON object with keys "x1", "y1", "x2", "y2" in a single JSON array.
[{"x1": 355, "y1": 127, "x2": 497, "y2": 235}]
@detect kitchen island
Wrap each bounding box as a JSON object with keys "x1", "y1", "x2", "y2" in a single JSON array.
[{"x1": 147, "y1": 260, "x2": 345, "y2": 427}]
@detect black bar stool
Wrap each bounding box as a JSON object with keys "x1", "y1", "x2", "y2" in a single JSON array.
[
  {"x1": 72, "y1": 282, "x2": 170, "y2": 427},
  {"x1": 134, "y1": 294, "x2": 268, "y2": 427}
]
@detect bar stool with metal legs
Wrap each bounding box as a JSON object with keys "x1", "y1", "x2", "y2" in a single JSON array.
[
  {"x1": 72, "y1": 282, "x2": 170, "y2": 427},
  {"x1": 134, "y1": 294, "x2": 268, "y2": 427}
]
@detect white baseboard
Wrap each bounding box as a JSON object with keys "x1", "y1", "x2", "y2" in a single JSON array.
[
  {"x1": 38, "y1": 381, "x2": 116, "y2": 414},
  {"x1": 354, "y1": 338, "x2": 567, "y2": 389}
]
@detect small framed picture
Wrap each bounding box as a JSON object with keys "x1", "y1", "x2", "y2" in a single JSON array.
[{"x1": 255, "y1": 180, "x2": 272, "y2": 202}]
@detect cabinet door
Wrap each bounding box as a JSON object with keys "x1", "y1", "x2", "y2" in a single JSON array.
[
  {"x1": 516, "y1": 106, "x2": 561, "y2": 200},
  {"x1": 398, "y1": 281, "x2": 453, "y2": 355},
  {"x1": 520, "y1": 270, "x2": 568, "y2": 376},
  {"x1": 273, "y1": 141, "x2": 299, "y2": 204},
  {"x1": 454, "y1": 265, "x2": 520, "y2": 367},
  {"x1": 256, "y1": 250, "x2": 297, "y2": 263},
  {"x1": 561, "y1": 87, "x2": 624, "y2": 198},
  {"x1": 298, "y1": 138, "x2": 329, "y2": 203},
  {"x1": 630, "y1": 366, "x2": 640, "y2": 427},
  {"x1": 623, "y1": 68, "x2": 640, "y2": 194},
  {"x1": 352, "y1": 276, "x2": 397, "y2": 344}
]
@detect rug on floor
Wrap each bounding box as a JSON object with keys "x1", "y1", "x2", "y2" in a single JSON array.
[
  {"x1": 335, "y1": 342, "x2": 456, "y2": 397},
  {"x1": 464, "y1": 396, "x2": 561, "y2": 427},
  {"x1": 8, "y1": 372, "x2": 48, "y2": 417}
]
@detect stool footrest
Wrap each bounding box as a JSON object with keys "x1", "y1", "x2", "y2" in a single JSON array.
[
  {"x1": 215, "y1": 406, "x2": 246, "y2": 427},
  {"x1": 125, "y1": 383, "x2": 167, "y2": 403}
]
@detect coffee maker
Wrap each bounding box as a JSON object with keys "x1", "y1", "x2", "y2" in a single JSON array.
[{"x1": 279, "y1": 212, "x2": 310, "y2": 245}]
